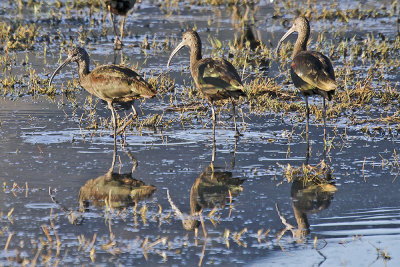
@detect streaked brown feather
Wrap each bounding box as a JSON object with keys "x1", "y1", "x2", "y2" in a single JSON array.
[{"x1": 81, "y1": 65, "x2": 156, "y2": 103}]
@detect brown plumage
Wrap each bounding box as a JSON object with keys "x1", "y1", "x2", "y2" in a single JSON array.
[
  {"x1": 276, "y1": 17, "x2": 337, "y2": 137},
  {"x1": 49, "y1": 47, "x2": 156, "y2": 147},
  {"x1": 105, "y1": 0, "x2": 136, "y2": 49},
  {"x1": 167, "y1": 30, "x2": 246, "y2": 138}
]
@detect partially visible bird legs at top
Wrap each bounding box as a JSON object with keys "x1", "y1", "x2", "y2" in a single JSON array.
[
  {"x1": 109, "y1": 10, "x2": 123, "y2": 50},
  {"x1": 119, "y1": 15, "x2": 126, "y2": 44},
  {"x1": 115, "y1": 103, "x2": 138, "y2": 136}
]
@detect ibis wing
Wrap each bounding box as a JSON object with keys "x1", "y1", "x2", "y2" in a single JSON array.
[
  {"x1": 292, "y1": 51, "x2": 337, "y2": 92},
  {"x1": 87, "y1": 65, "x2": 156, "y2": 102},
  {"x1": 194, "y1": 58, "x2": 245, "y2": 101}
]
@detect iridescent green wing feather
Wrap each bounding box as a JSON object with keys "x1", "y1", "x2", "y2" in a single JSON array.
[
  {"x1": 193, "y1": 58, "x2": 245, "y2": 101},
  {"x1": 292, "y1": 51, "x2": 337, "y2": 93}
]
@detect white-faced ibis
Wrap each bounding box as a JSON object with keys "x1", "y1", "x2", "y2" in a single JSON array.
[
  {"x1": 167, "y1": 30, "x2": 246, "y2": 139},
  {"x1": 105, "y1": 0, "x2": 136, "y2": 49},
  {"x1": 276, "y1": 17, "x2": 337, "y2": 138},
  {"x1": 49, "y1": 47, "x2": 156, "y2": 147}
]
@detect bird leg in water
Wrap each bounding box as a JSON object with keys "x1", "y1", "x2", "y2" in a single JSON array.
[
  {"x1": 231, "y1": 137, "x2": 237, "y2": 169},
  {"x1": 108, "y1": 102, "x2": 118, "y2": 148},
  {"x1": 210, "y1": 102, "x2": 216, "y2": 145},
  {"x1": 211, "y1": 139, "x2": 216, "y2": 164},
  {"x1": 231, "y1": 98, "x2": 242, "y2": 138},
  {"x1": 323, "y1": 97, "x2": 327, "y2": 142},
  {"x1": 305, "y1": 96, "x2": 309, "y2": 142},
  {"x1": 305, "y1": 134, "x2": 310, "y2": 165},
  {"x1": 106, "y1": 145, "x2": 117, "y2": 180},
  {"x1": 115, "y1": 103, "x2": 138, "y2": 136}
]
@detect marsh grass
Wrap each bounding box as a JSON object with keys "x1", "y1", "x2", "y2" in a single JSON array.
[
  {"x1": 281, "y1": 160, "x2": 334, "y2": 186},
  {"x1": 0, "y1": 22, "x2": 39, "y2": 51}
]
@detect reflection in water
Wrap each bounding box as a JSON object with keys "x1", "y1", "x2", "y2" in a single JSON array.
[
  {"x1": 277, "y1": 142, "x2": 337, "y2": 242},
  {"x1": 182, "y1": 165, "x2": 245, "y2": 231},
  {"x1": 229, "y1": 2, "x2": 269, "y2": 74},
  {"x1": 79, "y1": 149, "x2": 156, "y2": 210},
  {"x1": 168, "y1": 142, "x2": 245, "y2": 231},
  {"x1": 290, "y1": 162, "x2": 336, "y2": 239},
  {"x1": 231, "y1": 3, "x2": 260, "y2": 51}
]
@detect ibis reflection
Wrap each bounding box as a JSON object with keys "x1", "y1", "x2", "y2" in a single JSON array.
[
  {"x1": 168, "y1": 142, "x2": 245, "y2": 231},
  {"x1": 79, "y1": 149, "x2": 156, "y2": 210},
  {"x1": 277, "y1": 143, "x2": 337, "y2": 241}
]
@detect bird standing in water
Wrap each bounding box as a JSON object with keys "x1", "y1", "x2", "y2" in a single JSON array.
[
  {"x1": 276, "y1": 17, "x2": 337, "y2": 139},
  {"x1": 49, "y1": 47, "x2": 156, "y2": 148},
  {"x1": 167, "y1": 30, "x2": 246, "y2": 140},
  {"x1": 105, "y1": 0, "x2": 136, "y2": 49}
]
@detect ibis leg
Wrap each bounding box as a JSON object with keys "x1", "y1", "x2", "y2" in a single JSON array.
[
  {"x1": 115, "y1": 102, "x2": 137, "y2": 136},
  {"x1": 107, "y1": 143, "x2": 117, "y2": 180},
  {"x1": 109, "y1": 11, "x2": 122, "y2": 49},
  {"x1": 211, "y1": 138, "x2": 216, "y2": 164},
  {"x1": 305, "y1": 132, "x2": 310, "y2": 165},
  {"x1": 109, "y1": 11, "x2": 118, "y2": 40},
  {"x1": 305, "y1": 96, "x2": 309, "y2": 143},
  {"x1": 231, "y1": 136, "x2": 237, "y2": 169},
  {"x1": 119, "y1": 15, "x2": 126, "y2": 42},
  {"x1": 108, "y1": 102, "x2": 118, "y2": 149},
  {"x1": 231, "y1": 99, "x2": 241, "y2": 138},
  {"x1": 131, "y1": 104, "x2": 137, "y2": 117},
  {"x1": 211, "y1": 102, "x2": 216, "y2": 146},
  {"x1": 323, "y1": 97, "x2": 327, "y2": 141}
]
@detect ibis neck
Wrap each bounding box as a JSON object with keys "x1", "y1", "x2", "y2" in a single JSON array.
[
  {"x1": 189, "y1": 43, "x2": 202, "y2": 75},
  {"x1": 293, "y1": 30, "x2": 309, "y2": 58},
  {"x1": 77, "y1": 58, "x2": 90, "y2": 81}
]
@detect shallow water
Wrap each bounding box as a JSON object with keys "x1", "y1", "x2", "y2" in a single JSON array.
[{"x1": 1, "y1": 0, "x2": 400, "y2": 266}]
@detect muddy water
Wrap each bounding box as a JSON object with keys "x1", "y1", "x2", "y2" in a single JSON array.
[{"x1": 1, "y1": 0, "x2": 400, "y2": 266}]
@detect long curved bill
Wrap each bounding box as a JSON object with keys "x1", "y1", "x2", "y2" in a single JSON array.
[
  {"x1": 275, "y1": 26, "x2": 295, "y2": 57},
  {"x1": 167, "y1": 41, "x2": 185, "y2": 68},
  {"x1": 48, "y1": 56, "x2": 72, "y2": 87}
]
